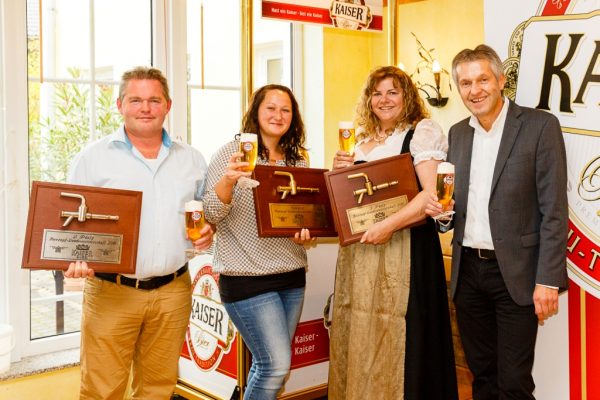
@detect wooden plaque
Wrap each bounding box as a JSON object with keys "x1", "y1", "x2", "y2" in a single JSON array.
[
  {"x1": 22, "y1": 181, "x2": 143, "y2": 273},
  {"x1": 252, "y1": 165, "x2": 337, "y2": 237},
  {"x1": 324, "y1": 154, "x2": 421, "y2": 246}
]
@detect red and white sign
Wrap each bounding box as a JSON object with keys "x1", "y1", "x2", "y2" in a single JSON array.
[
  {"x1": 179, "y1": 254, "x2": 240, "y2": 399},
  {"x1": 262, "y1": 0, "x2": 383, "y2": 31}
]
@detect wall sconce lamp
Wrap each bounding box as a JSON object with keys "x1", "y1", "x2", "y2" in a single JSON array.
[
  {"x1": 408, "y1": 33, "x2": 452, "y2": 108},
  {"x1": 422, "y1": 59, "x2": 448, "y2": 107}
]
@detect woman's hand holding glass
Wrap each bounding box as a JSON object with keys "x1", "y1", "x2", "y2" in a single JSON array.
[
  {"x1": 225, "y1": 152, "x2": 253, "y2": 185},
  {"x1": 333, "y1": 150, "x2": 355, "y2": 170},
  {"x1": 236, "y1": 133, "x2": 260, "y2": 189}
]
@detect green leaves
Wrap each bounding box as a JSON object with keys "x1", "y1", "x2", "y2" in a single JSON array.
[{"x1": 28, "y1": 64, "x2": 121, "y2": 183}]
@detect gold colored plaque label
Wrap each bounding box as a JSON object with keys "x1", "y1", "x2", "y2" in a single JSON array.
[
  {"x1": 41, "y1": 229, "x2": 123, "y2": 264},
  {"x1": 269, "y1": 203, "x2": 328, "y2": 229},
  {"x1": 346, "y1": 195, "x2": 408, "y2": 234}
]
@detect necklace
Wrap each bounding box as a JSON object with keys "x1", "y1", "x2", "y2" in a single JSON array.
[{"x1": 373, "y1": 129, "x2": 391, "y2": 144}]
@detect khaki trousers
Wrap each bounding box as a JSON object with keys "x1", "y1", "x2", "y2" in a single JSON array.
[{"x1": 80, "y1": 271, "x2": 192, "y2": 400}]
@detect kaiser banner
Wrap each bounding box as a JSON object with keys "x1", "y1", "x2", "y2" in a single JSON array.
[
  {"x1": 177, "y1": 245, "x2": 338, "y2": 399},
  {"x1": 485, "y1": 1, "x2": 599, "y2": 399},
  {"x1": 262, "y1": 0, "x2": 383, "y2": 31}
]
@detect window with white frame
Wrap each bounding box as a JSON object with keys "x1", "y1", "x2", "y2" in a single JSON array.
[
  {"x1": 186, "y1": 0, "x2": 294, "y2": 161},
  {"x1": 26, "y1": 0, "x2": 152, "y2": 340},
  {"x1": 3, "y1": 0, "x2": 310, "y2": 361}
]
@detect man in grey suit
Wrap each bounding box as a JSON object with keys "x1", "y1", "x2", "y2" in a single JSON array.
[{"x1": 427, "y1": 45, "x2": 568, "y2": 399}]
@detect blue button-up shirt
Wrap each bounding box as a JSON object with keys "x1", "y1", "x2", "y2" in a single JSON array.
[{"x1": 68, "y1": 126, "x2": 208, "y2": 279}]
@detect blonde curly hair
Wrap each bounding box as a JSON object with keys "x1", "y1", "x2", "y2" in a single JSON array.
[{"x1": 355, "y1": 66, "x2": 429, "y2": 140}]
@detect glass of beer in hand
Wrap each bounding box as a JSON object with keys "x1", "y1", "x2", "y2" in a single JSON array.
[
  {"x1": 185, "y1": 200, "x2": 205, "y2": 242},
  {"x1": 338, "y1": 121, "x2": 356, "y2": 154},
  {"x1": 434, "y1": 162, "x2": 455, "y2": 220},
  {"x1": 239, "y1": 133, "x2": 258, "y2": 172}
]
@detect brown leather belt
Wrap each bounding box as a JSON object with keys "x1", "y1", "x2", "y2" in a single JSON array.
[
  {"x1": 463, "y1": 247, "x2": 496, "y2": 260},
  {"x1": 95, "y1": 263, "x2": 188, "y2": 290}
]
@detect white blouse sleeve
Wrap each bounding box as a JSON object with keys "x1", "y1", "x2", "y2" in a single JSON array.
[{"x1": 409, "y1": 119, "x2": 448, "y2": 165}]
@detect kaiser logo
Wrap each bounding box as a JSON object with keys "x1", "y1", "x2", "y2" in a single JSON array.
[
  {"x1": 506, "y1": 9, "x2": 600, "y2": 296},
  {"x1": 186, "y1": 265, "x2": 235, "y2": 371},
  {"x1": 192, "y1": 211, "x2": 202, "y2": 222},
  {"x1": 330, "y1": 0, "x2": 372, "y2": 30}
]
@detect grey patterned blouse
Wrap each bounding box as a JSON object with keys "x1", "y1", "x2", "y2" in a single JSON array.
[{"x1": 203, "y1": 140, "x2": 309, "y2": 276}]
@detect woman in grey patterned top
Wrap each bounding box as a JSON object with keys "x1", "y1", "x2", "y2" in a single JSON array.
[{"x1": 203, "y1": 84, "x2": 315, "y2": 400}]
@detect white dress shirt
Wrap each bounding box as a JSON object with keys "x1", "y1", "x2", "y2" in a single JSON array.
[
  {"x1": 462, "y1": 98, "x2": 509, "y2": 250},
  {"x1": 68, "y1": 126, "x2": 208, "y2": 279}
]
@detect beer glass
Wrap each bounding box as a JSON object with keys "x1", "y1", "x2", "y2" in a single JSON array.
[
  {"x1": 338, "y1": 121, "x2": 356, "y2": 154},
  {"x1": 185, "y1": 200, "x2": 205, "y2": 257},
  {"x1": 239, "y1": 133, "x2": 258, "y2": 172},
  {"x1": 433, "y1": 162, "x2": 455, "y2": 220}
]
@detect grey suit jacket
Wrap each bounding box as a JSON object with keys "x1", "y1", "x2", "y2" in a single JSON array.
[{"x1": 448, "y1": 100, "x2": 568, "y2": 306}]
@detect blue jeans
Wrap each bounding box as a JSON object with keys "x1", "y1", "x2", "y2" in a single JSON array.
[{"x1": 224, "y1": 287, "x2": 305, "y2": 400}]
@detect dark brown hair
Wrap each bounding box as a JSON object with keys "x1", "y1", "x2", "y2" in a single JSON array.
[{"x1": 240, "y1": 84, "x2": 307, "y2": 166}]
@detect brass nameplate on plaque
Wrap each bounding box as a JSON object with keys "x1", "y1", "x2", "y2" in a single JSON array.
[
  {"x1": 269, "y1": 203, "x2": 327, "y2": 229},
  {"x1": 346, "y1": 195, "x2": 408, "y2": 234},
  {"x1": 41, "y1": 229, "x2": 123, "y2": 264}
]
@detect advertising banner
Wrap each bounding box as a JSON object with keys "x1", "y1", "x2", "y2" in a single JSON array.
[
  {"x1": 178, "y1": 254, "x2": 241, "y2": 399},
  {"x1": 177, "y1": 244, "x2": 338, "y2": 399},
  {"x1": 484, "y1": 1, "x2": 599, "y2": 399},
  {"x1": 261, "y1": 0, "x2": 384, "y2": 31}
]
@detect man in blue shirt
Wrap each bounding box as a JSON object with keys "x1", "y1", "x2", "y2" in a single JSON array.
[{"x1": 65, "y1": 67, "x2": 213, "y2": 399}]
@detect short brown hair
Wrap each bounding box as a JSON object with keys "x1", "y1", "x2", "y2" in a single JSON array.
[
  {"x1": 119, "y1": 66, "x2": 171, "y2": 102},
  {"x1": 355, "y1": 66, "x2": 429, "y2": 138},
  {"x1": 451, "y1": 44, "x2": 504, "y2": 84}
]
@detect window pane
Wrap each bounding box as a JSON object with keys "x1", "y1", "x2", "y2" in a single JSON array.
[
  {"x1": 253, "y1": 0, "x2": 292, "y2": 89},
  {"x1": 95, "y1": 83, "x2": 122, "y2": 136},
  {"x1": 26, "y1": 0, "x2": 151, "y2": 340},
  {"x1": 95, "y1": 0, "x2": 152, "y2": 82},
  {"x1": 31, "y1": 271, "x2": 83, "y2": 339},
  {"x1": 189, "y1": 88, "x2": 241, "y2": 159},
  {"x1": 29, "y1": 81, "x2": 92, "y2": 183},
  {"x1": 39, "y1": 0, "x2": 91, "y2": 80},
  {"x1": 187, "y1": 0, "x2": 241, "y2": 87}
]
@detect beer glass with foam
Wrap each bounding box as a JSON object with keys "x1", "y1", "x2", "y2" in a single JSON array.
[
  {"x1": 434, "y1": 162, "x2": 455, "y2": 220},
  {"x1": 338, "y1": 121, "x2": 356, "y2": 154},
  {"x1": 239, "y1": 133, "x2": 258, "y2": 172},
  {"x1": 185, "y1": 200, "x2": 205, "y2": 242}
]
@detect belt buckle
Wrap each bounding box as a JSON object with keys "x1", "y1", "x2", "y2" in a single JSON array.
[{"x1": 477, "y1": 248, "x2": 491, "y2": 260}]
